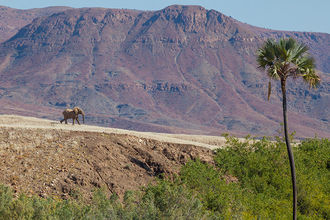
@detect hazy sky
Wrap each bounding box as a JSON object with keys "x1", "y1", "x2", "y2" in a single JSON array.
[{"x1": 1, "y1": 0, "x2": 329, "y2": 33}]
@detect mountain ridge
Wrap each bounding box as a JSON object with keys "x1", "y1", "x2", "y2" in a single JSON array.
[{"x1": 0, "y1": 5, "x2": 71, "y2": 43}]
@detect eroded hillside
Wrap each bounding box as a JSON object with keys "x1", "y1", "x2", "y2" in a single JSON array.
[
  {"x1": 0, "y1": 6, "x2": 70, "y2": 42},
  {"x1": 0, "y1": 115, "x2": 216, "y2": 199}
]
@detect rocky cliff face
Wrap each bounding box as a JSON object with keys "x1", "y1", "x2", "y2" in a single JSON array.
[{"x1": 0, "y1": 5, "x2": 329, "y2": 137}]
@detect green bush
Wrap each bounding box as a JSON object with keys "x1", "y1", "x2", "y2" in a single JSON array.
[
  {"x1": 215, "y1": 137, "x2": 291, "y2": 196},
  {"x1": 178, "y1": 136, "x2": 328, "y2": 219},
  {"x1": 295, "y1": 138, "x2": 330, "y2": 219},
  {"x1": 211, "y1": 136, "x2": 329, "y2": 219},
  {"x1": 0, "y1": 137, "x2": 328, "y2": 219},
  {"x1": 0, "y1": 184, "x2": 13, "y2": 219},
  {"x1": 180, "y1": 159, "x2": 244, "y2": 218}
]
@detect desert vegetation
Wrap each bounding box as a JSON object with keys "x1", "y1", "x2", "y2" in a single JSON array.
[{"x1": 0, "y1": 136, "x2": 328, "y2": 219}]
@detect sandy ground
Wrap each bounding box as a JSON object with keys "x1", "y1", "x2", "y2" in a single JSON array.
[{"x1": 0, "y1": 114, "x2": 232, "y2": 150}]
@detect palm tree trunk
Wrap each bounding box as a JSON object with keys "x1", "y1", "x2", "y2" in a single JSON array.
[{"x1": 281, "y1": 79, "x2": 297, "y2": 220}]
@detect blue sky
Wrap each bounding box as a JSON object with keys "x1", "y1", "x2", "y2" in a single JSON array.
[{"x1": 1, "y1": 0, "x2": 329, "y2": 33}]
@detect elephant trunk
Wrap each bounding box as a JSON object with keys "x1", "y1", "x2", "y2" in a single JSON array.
[{"x1": 81, "y1": 111, "x2": 85, "y2": 123}]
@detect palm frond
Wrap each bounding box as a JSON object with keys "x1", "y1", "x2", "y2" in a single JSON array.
[
  {"x1": 267, "y1": 63, "x2": 280, "y2": 79},
  {"x1": 256, "y1": 39, "x2": 276, "y2": 69},
  {"x1": 292, "y1": 43, "x2": 309, "y2": 61},
  {"x1": 302, "y1": 69, "x2": 320, "y2": 88},
  {"x1": 257, "y1": 38, "x2": 319, "y2": 87},
  {"x1": 296, "y1": 56, "x2": 315, "y2": 71},
  {"x1": 286, "y1": 38, "x2": 297, "y2": 51},
  {"x1": 277, "y1": 38, "x2": 290, "y2": 60}
]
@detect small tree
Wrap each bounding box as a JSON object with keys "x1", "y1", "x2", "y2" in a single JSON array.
[{"x1": 256, "y1": 38, "x2": 320, "y2": 219}]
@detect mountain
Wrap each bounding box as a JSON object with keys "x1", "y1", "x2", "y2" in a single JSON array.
[
  {"x1": 0, "y1": 6, "x2": 70, "y2": 43},
  {"x1": 0, "y1": 5, "x2": 329, "y2": 137}
]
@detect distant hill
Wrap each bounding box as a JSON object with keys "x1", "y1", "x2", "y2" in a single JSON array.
[{"x1": 0, "y1": 5, "x2": 329, "y2": 137}]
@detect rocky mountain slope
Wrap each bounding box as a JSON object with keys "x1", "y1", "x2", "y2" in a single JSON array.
[
  {"x1": 0, "y1": 6, "x2": 70, "y2": 42},
  {"x1": 0, "y1": 115, "x2": 215, "y2": 199},
  {"x1": 0, "y1": 5, "x2": 329, "y2": 137}
]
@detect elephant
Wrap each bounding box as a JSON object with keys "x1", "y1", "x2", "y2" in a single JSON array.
[{"x1": 60, "y1": 107, "x2": 85, "y2": 125}]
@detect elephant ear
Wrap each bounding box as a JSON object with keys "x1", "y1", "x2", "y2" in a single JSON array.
[{"x1": 73, "y1": 108, "x2": 79, "y2": 114}]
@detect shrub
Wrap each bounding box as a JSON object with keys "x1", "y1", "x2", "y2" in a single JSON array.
[
  {"x1": 295, "y1": 138, "x2": 330, "y2": 219},
  {"x1": 180, "y1": 159, "x2": 244, "y2": 218},
  {"x1": 0, "y1": 185, "x2": 13, "y2": 219},
  {"x1": 140, "y1": 179, "x2": 206, "y2": 219}
]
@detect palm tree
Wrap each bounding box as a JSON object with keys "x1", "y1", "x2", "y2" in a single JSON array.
[{"x1": 256, "y1": 38, "x2": 320, "y2": 219}]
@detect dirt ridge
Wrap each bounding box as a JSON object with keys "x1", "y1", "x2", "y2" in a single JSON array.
[{"x1": 0, "y1": 114, "x2": 218, "y2": 199}]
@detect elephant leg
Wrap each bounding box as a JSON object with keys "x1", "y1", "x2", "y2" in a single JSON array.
[
  {"x1": 76, "y1": 118, "x2": 80, "y2": 125},
  {"x1": 72, "y1": 118, "x2": 75, "y2": 125}
]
